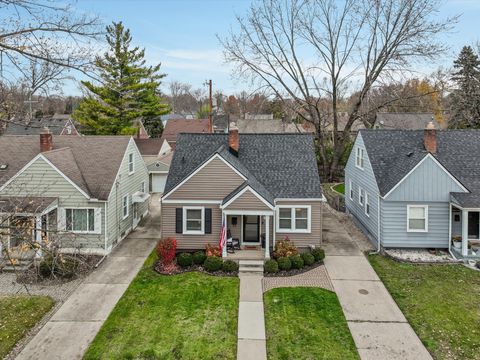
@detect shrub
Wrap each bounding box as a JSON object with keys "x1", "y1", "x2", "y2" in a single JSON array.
[
  {"x1": 222, "y1": 260, "x2": 239, "y2": 273},
  {"x1": 156, "y1": 238, "x2": 177, "y2": 264},
  {"x1": 277, "y1": 256, "x2": 292, "y2": 271},
  {"x1": 203, "y1": 256, "x2": 223, "y2": 272},
  {"x1": 205, "y1": 243, "x2": 221, "y2": 257},
  {"x1": 264, "y1": 259, "x2": 279, "y2": 273},
  {"x1": 193, "y1": 251, "x2": 207, "y2": 265},
  {"x1": 301, "y1": 252, "x2": 315, "y2": 266},
  {"x1": 290, "y1": 254, "x2": 304, "y2": 269},
  {"x1": 273, "y1": 236, "x2": 298, "y2": 259},
  {"x1": 176, "y1": 253, "x2": 193, "y2": 268},
  {"x1": 311, "y1": 247, "x2": 325, "y2": 262},
  {"x1": 39, "y1": 254, "x2": 76, "y2": 279},
  {"x1": 476, "y1": 261, "x2": 480, "y2": 270}
]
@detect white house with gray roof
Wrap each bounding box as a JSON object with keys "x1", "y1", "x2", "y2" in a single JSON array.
[
  {"x1": 345, "y1": 123, "x2": 480, "y2": 261},
  {"x1": 0, "y1": 129, "x2": 150, "y2": 256},
  {"x1": 161, "y1": 124, "x2": 324, "y2": 258}
]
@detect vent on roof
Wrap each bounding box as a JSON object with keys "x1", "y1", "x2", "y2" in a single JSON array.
[
  {"x1": 407, "y1": 151, "x2": 414, "y2": 157},
  {"x1": 0, "y1": 164, "x2": 7, "y2": 170}
]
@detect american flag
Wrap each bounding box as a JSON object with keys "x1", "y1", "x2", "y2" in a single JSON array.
[{"x1": 219, "y1": 216, "x2": 227, "y2": 250}]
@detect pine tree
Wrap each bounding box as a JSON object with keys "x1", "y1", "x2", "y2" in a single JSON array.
[
  {"x1": 73, "y1": 22, "x2": 170, "y2": 135},
  {"x1": 449, "y1": 46, "x2": 480, "y2": 129}
]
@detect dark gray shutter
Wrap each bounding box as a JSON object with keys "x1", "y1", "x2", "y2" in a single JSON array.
[
  {"x1": 205, "y1": 208, "x2": 212, "y2": 234},
  {"x1": 175, "y1": 208, "x2": 183, "y2": 233}
]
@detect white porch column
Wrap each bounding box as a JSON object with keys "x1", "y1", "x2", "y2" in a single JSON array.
[
  {"x1": 222, "y1": 212, "x2": 227, "y2": 258},
  {"x1": 35, "y1": 215, "x2": 43, "y2": 258},
  {"x1": 462, "y1": 209, "x2": 469, "y2": 257},
  {"x1": 265, "y1": 215, "x2": 270, "y2": 258}
]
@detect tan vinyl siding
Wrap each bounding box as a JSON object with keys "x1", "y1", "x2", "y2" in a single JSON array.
[
  {"x1": 161, "y1": 203, "x2": 221, "y2": 250},
  {"x1": 275, "y1": 200, "x2": 323, "y2": 248},
  {"x1": 167, "y1": 157, "x2": 244, "y2": 200},
  {"x1": 1, "y1": 157, "x2": 105, "y2": 251},
  {"x1": 225, "y1": 189, "x2": 272, "y2": 211}
]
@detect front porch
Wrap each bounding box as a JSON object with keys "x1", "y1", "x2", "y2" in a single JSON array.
[{"x1": 450, "y1": 204, "x2": 480, "y2": 259}]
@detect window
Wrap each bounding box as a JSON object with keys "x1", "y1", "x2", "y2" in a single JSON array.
[
  {"x1": 122, "y1": 195, "x2": 129, "y2": 219},
  {"x1": 349, "y1": 179, "x2": 354, "y2": 200},
  {"x1": 355, "y1": 147, "x2": 365, "y2": 169},
  {"x1": 276, "y1": 206, "x2": 311, "y2": 233},
  {"x1": 358, "y1": 187, "x2": 364, "y2": 206},
  {"x1": 66, "y1": 208, "x2": 95, "y2": 232},
  {"x1": 365, "y1": 193, "x2": 370, "y2": 216},
  {"x1": 407, "y1": 205, "x2": 428, "y2": 232},
  {"x1": 183, "y1": 207, "x2": 204, "y2": 234},
  {"x1": 128, "y1": 153, "x2": 134, "y2": 174}
]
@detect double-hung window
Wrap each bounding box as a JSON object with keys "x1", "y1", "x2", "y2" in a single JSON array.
[
  {"x1": 276, "y1": 206, "x2": 311, "y2": 233},
  {"x1": 183, "y1": 207, "x2": 204, "y2": 234},
  {"x1": 122, "y1": 195, "x2": 129, "y2": 219},
  {"x1": 355, "y1": 147, "x2": 365, "y2": 169},
  {"x1": 407, "y1": 205, "x2": 428, "y2": 232},
  {"x1": 358, "y1": 187, "x2": 364, "y2": 206},
  {"x1": 66, "y1": 208, "x2": 95, "y2": 232},
  {"x1": 349, "y1": 179, "x2": 354, "y2": 200},
  {"x1": 365, "y1": 193, "x2": 370, "y2": 216},
  {"x1": 128, "y1": 153, "x2": 135, "y2": 174}
]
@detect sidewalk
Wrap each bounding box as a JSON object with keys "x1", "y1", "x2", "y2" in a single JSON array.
[{"x1": 322, "y1": 210, "x2": 432, "y2": 360}]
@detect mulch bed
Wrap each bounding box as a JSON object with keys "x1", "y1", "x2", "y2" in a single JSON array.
[
  {"x1": 153, "y1": 260, "x2": 238, "y2": 277},
  {"x1": 263, "y1": 261, "x2": 324, "y2": 277}
]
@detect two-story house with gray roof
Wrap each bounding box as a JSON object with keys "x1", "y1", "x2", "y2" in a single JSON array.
[
  {"x1": 345, "y1": 123, "x2": 480, "y2": 261},
  {"x1": 161, "y1": 124, "x2": 324, "y2": 258},
  {"x1": 0, "y1": 129, "x2": 150, "y2": 256}
]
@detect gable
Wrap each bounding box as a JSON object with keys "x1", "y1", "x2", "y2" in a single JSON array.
[
  {"x1": 385, "y1": 155, "x2": 467, "y2": 201},
  {"x1": 223, "y1": 187, "x2": 272, "y2": 211},
  {"x1": 165, "y1": 155, "x2": 245, "y2": 200}
]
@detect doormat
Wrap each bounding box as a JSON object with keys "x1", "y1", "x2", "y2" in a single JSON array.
[{"x1": 244, "y1": 246, "x2": 259, "y2": 250}]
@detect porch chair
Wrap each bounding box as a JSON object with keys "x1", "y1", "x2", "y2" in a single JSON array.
[{"x1": 226, "y1": 229, "x2": 240, "y2": 253}]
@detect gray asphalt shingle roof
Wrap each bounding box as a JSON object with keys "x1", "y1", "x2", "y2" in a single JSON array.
[
  {"x1": 360, "y1": 129, "x2": 480, "y2": 207},
  {"x1": 375, "y1": 113, "x2": 440, "y2": 130},
  {"x1": 165, "y1": 133, "x2": 322, "y2": 200}
]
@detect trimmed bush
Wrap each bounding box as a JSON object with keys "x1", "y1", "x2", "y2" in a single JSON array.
[
  {"x1": 277, "y1": 256, "x2": 292, "y2": 271},
  {"x1": 192, "y1": 251, "x2": 207, "y2": 265},
  {"x1": 222, "y1": 260, "x2": 239, "y2": 273},
  {"x1": 273, "y1": 237, "x2": 298, "y2": 259},
  {"x1": 203, "y1": 256, "x2": 223, "y2": 272},
  {"x1": 311, "y1": 248, "x2": 325, "y2": 262},
  {"x1": 176, "y1": 253, "x2": 193, "y2": 268},
  {"x1": 264, "y1": 259, "x2": 279, "y2": 273},
  {"x1": 301, "y1": 252, "x2": 315, "y2": 266},
  {"x1": 290, "y1": 255, "x2": 304, "y2": 269}
]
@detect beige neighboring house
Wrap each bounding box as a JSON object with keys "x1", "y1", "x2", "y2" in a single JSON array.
[
  {"x1": 161, "y1": 124, "x2": 324, "y2": 258},
  {"x1": 0, "y1": 129, "x2": 150, "y2": 255}
]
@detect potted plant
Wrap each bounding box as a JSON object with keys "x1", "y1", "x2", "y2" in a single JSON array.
[{"x1": 452, "y1": 236, "x2": 462, "y2": 249}]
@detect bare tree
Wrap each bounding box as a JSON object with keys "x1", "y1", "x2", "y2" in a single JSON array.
[
  {"x1": 166, "y1": 80, "x2": 205, "y2": 117},
  {"x1": 220, "y1": 0, "x2": 456, "y2": 180}
]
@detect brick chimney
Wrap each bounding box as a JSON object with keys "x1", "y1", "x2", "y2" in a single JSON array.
[
  {"x1": 424, "y1": 121, "x2": 437, "y2": 154},
  {"x1": 229, "y1": 122, "x2": 239, "y2": 155},
  {"x1": 40, "y1": 127, "x2": 53, "y2": 152}
]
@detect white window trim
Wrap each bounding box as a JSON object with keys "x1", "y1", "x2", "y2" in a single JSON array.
[
  {"x1": 358, "y1": 187, "x2": 364, "y2": 206},
  {"x1": 183, "y1": 206, "x2": 205, "y2": 235},
  {"x1": 407, "y1": 205, "x2": 428, "y2": 233},
  {"x1": 141, "y1": 181, "x2": 146, "y2": 193},
  {"x1": 65, "y1": 207, "x2": 96, "y2": 234},
  {"x1": 122, "y1": 194, "x2": 129, "y2": 219},
  {"x1": 349, "y1": 179, "x2": 354, "y2": 200},
  {"x1": 275, "y1": 205, "x2": 311, "y2": 233},
  {"x1": 128, "y1": 153, "x2": 135, "y2": 175},
  {"x1": 355, "y1": 147, "x2": 364, "y2": 170},
  {"x1": 365, "y1": 193, "x2": 370, "y2": 217}
]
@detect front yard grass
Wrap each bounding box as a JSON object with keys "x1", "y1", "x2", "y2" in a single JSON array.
[
  {"x1": 369, "y1": 254, "x2": 480, "y2": 360},
  {"x1": 332, "y1": 182, "x2": 345, "y2": 195},
  {"x1": 264, "y1": 287, "x2": 359, "y2": 360},
  {"x1": 0, "y1": 295, "x2": 54, "y2": 359},
  {"x1": 85, "y1": 253, "x2": 239, "y2": 360}
]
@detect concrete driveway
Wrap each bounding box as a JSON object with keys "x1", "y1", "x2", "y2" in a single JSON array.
[
  {"x1": 322, "y1": 208, "x2": 432, "y2": 360},
  {"x1": 16, "y1": 197, "x2": 160, "y2": 360}
]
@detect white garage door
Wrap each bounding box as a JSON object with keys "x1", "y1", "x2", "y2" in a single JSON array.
[{"x1": 152, "y1": 174, "x2": 167, "y2": 193}]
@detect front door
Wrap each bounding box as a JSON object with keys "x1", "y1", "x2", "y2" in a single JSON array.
[
  {"x1": 468, "y1": 212, "x2": 479, "y2": 239},
  {"x1": 243, "y1": 215, "x2": 260, "y2": 244}
]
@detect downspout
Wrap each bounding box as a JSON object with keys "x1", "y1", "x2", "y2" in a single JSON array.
[
  {"x1": 95, "y1": 202, "x2": 109, "y2": 268},
  {"x1": 448, "y1": 202, "x2": 457, "y2": 260}
]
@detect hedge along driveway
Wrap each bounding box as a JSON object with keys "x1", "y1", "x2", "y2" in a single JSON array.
[
  {"x1": 264, "y1": 287, "x2": 359, "y2": 360},
  {"x1": 85, "y1": 253, "x2": 239, "y2": 360}
]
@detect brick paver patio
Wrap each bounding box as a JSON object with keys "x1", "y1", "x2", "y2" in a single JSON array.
[{"x1": 262, "y1": 264, "x2": 334, "y2": 292}]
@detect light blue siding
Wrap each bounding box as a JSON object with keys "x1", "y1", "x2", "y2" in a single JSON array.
[{"x1": 345, "y1": 133, "x2": 379, "y2": 242}]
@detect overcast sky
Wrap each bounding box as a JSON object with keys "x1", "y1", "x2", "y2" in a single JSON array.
[{"x1": 67, "y1": 0, "x2": 480, "y2": 96}]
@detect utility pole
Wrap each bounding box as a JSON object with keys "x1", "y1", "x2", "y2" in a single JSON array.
[{"x1": 204, "y1": 79, "x2": 213, "y2": 133}]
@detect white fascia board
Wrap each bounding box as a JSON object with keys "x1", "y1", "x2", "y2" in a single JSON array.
[
  {"x1": 274, "y1": 198, "x2": 325, "y2": 202},
  {"x1": 161, "y1": 199, "x2": 222, "y2": 204}
]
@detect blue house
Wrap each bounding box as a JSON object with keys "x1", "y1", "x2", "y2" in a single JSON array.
[{"x1": 345, "y1": 123, "x2": 480, "y2": 260}]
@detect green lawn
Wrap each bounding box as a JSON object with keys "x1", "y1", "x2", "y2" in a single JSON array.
[
  {"x1": 0, "y1": 295, "x2": 54, "y2": 359},
  {"x1": 369, "y1": 255, "x2": 480, "y2": 360},
  {"x1": 264, "y1": 287, "x2": 359, "y2": 360},
  {"x1": 332, "y1": 183, "x2": 345, "y2": 195},
  {"x1": 85, "y1": 253, "x2": 239, "y2": 360}
]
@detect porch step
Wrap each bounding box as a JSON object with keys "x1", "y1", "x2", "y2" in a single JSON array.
[{"x1": 239, "y1": 260, "x2": 264, "y2": 273}]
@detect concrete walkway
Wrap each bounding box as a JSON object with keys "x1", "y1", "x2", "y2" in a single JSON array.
[
  {"x1": 322, "y1": 210, "x2": 432, "y2": 360},
  {"x1": 16, "y1": 199, "x2": 160, "y2": 360},
  {"x1": 237, "y1": 273, "x2": 267, "y2": 360}
]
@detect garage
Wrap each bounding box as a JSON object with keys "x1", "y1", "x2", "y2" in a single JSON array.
[{"x1": 150, "y1": 173, "x2": 167, "y2": 193}]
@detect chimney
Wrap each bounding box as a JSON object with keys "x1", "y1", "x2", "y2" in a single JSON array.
[
  {"x1": 40, "y1": 127, "x2": 53, "y2": 152},
  {"x1": 424, "y1": 121, "x2": 437, "y2": 154},
  {"x1": 229, "y1": 122, "x2": 239, "y2": 155}
]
